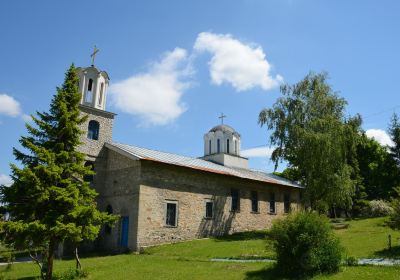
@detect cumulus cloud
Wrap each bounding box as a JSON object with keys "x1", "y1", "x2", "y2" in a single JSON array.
[
  {"x1": 109, "y1": 48, "x2": 192, "y2": 126},
  {"x1": 0, "y1": 174, "x2": 13, "y2": 187},
  {"x1": 194, "y1": 32, "x2": 283, "y2": 91},
  {"x1": 241, "y1": 147, "x2": 275, "y2": 158},
  {"x1": 0, "y1": 94, "x2": 22, "y2": 117},
  {"x1": 366, "y1": 129, "x2": 395, "y2": 147}
]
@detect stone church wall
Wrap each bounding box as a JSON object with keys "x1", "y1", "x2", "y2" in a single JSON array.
[
  {"x1": 136, "y1": 160, "x2": 301, "y2": 249},
  {"x1": 77, "y1": 105, "x2": 114, "y2": 160},
  {"x1": 95, "y1": 149, "x2": 141, "y2": 252}
]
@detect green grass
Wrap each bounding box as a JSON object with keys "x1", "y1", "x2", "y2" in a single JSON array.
[
  {"x1": 335, "y1": 217, "x2": 400, "y2": 258},
  {"x1": 2, "y1": 217, "x2": 400, "y2": 279}
]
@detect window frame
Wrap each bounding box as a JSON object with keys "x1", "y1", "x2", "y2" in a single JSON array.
[
  {"x1": 284, "y1": 193, "x2": 291, "y2": 214},
  {"x1": 269, "y1": 192, "x2": 276, "y2": 214},
  {"x1": 165, "y1": 200, "x2": 178, "y2": 227},
  {"x1": 231, "y1": 188, "x2": 240, "y2": 212},
  {"x1": 205, "y1": 200, "x2": 213, "y2": 219},
  {"x1": 251, "y1": 191, "x2": 259, "y2": 213},
  {"x1": 87, "y1": 120, "x2": 100, "y2": 140}
]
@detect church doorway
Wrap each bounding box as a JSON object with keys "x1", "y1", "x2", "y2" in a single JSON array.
[{"x1": 120, "y1": 216, "x2": 129, "y2": 248}]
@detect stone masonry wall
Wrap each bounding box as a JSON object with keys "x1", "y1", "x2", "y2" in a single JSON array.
[
  {"x1": 136, "y1": 160, "x2": 301, "y2": 249},
  {"x1": 77, "y1": 105, "x2": 114, "y2": 159},
  {"x1": 95, "y1": 149, "x2": 141, "y2": 252}
]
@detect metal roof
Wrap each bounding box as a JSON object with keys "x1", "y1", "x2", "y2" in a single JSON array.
[{"x1": 105, "y1": 142, "x2": 302, "y2": 189}]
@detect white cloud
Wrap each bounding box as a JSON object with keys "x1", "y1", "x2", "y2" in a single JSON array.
[
  {"x1": 241, "y1": 147, "x2": 275, "y2": 158},
  {"x1": 366, "y1": 129, "x2": 395, "y2": 147},
  {"x1": 109, "y1": 48, "x2": 192, "y2": 126},
  {"x1": 0, "y1": 174, "x2": 13, "y2": 187},
  {"x1": 194, "y1": 32, "x2": 283, "y2": 91},
  {"x1": 0, "y1": 94, "x2": 22, "y2": 117}
]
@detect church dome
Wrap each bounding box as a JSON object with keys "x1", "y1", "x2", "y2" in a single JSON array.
[{"x1": 209, "y1": 124, "x2": 240, "y2": 137}]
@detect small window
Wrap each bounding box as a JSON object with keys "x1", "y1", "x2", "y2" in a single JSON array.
[
  {"x1": 87, "y1": 120, "x2": 100, "y2": 140},
  {"x1": 166, "y1": 202, "x2": 178, "y2": 227},
  {"x1": 85, "y1": 79, "x2": 94, "y2": 103},
  {"x1": 269, "y1": 192, "x2": 276, "y2": 213},
  {"x1": 227, "y1": 139, "x2": 230, "y2": 153},
  {"x1": 235, "y1": 140, "x2": 237, "y2": 154},
  {"x1": 251, "y1": 191, "x2": 259, "y2": 213},
  {"x1": 88, "y1": 79, "x2": 93, "y2": 91},
  {"x1": 105, "y1": 205, "x2": 113, "y2": 234},
  {"x1": 205, "y1": 201, "x2": 213, "y2": 218},
  {"x1": 98, "y1": 82, "x2": 104, "y2": 105},
  {"x1": 209, "y1": 140, "x2": 211, "y2": 155},
  {"x1": 217, "y1": 139, "x2": 220, "y2": 153},
  {"x1": 231, "y1": 188, "x2": 240, "y2": 212},
  {"x1": 84, "y1": 161, "x2": 94, "y2": 183},
  {"x1": 284, "y1": 193, "x2": 291, "y2": 213}
]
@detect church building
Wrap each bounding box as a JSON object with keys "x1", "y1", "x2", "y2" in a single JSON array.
[{"x1": 76, "y1": 62, "x2": 302, "y2": 252}]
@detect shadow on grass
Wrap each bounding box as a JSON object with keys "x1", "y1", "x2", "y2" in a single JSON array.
[
  {"x1": 244, "y1": 265, "x2": 316, "y2": 280},
  {"x1": 375, "y1": 245, "x2": 400, "y2": 259},
  {"x1": 245, "y1": 265, "x2": 340, "y2": 280},
  {"x1": 214, "y1": 231, "x2": 268, "y2": 242}
]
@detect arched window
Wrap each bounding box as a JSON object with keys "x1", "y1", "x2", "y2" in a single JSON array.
[
  {"x1": 209, "y1": 140, "x2": 211, "y2": 155},
  {"x1": 227, "y1": 139, "x2": 230, "y2": 154},
  {"x1": 84, "y1": 161, "x2": 94, "y2": 184},
  {"x1": 105, "y1": 205, "x2": 113, "y2": 234},
  {"x1": 85, "y1": 79, "x2": 94, "y2": 103},
  {"x1": 87, "y1": 120, "x2": 100, "y2": 140},
  {"x1": 98, "y1": 82, "x2": 104, "y2": 105},
  {"x1": 88, "y1": 79, "x2": 93, "y2": 91},
  {"x1": 217, "y1": 139, "x2": 220, "y2": 153}
]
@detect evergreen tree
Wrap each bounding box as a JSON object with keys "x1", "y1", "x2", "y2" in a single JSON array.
[
  {"x1": 0, "y1": 65, "x2": 116, "y2": 280},
  {"x1": 389, "y1": 113, "x2": 400, "y2": 165},
  {"x1": 258, "y1": 72, "x2": 359, "y2": 212}
]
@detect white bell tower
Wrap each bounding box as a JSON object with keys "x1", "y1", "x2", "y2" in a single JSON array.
[{"x1": 77, "y1": 46, "x2": 109, "y2": 111}]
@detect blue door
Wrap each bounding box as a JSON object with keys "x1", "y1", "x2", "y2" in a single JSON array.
[{"x1": 120, "y1": 216, "x2": 129, "y2": 247}]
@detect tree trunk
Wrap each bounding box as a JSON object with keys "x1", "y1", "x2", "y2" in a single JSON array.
[
  {"x1": 46, "y1": 240, "x2": 55, "y2": 280},
  {"x1": 75, "y1": 246, "x2": 82, "y2": 271}
]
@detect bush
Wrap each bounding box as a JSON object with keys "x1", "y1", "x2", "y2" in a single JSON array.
[
  {"x1": 268, "y1": 211, "x2": 342, "y2": 277},
  {"x1": 363, "y1": 200, "x2": 393, "y2": 217},
  {"x1": 388, "y1": 187, "x2": 400, "y2": 230}
]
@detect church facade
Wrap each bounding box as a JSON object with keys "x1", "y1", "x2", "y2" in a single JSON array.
[{"x1": 76, "y1": 64, "x2": 303, "y2": 252}]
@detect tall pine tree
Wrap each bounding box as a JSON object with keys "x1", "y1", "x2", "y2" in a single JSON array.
[{"x1": 0, "y1": 65, "x2": 116, "y2": 280}]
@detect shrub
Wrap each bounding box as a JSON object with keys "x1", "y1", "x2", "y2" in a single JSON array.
[
  {"x1": 268, "y1": 211, "x2": 342, "y2": 277},
  {"x1": 388, "y1": 187, "x2": 400, "y2": 230},
  {"x1": 345, "y1": 256, "x2": 358, "y2": 266},
  {"x1": 364, "y1": 200, "x2": 393, "y2": 217}
]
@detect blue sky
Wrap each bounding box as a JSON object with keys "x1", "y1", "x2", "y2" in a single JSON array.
[{"x1": 0, "y1": 1, "x2": 399, "y2": 184}]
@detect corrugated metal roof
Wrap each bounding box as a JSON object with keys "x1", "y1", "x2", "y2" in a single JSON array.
[{"x1": 105, "y1": 142, "x2": 302, "y2": 189}]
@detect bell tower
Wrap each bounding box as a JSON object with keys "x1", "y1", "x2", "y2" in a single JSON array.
[{"x1": 76, "y1": 47, "x2": 116, "y2": 161}]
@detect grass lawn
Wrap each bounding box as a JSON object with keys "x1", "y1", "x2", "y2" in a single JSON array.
[{"x1": 1, "y1": 217, "x2": 400, "y2": 279}]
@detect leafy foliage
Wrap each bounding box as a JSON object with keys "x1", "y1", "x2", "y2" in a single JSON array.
[
  {"x1": 356, "y1": 133, "x2": 399, "y2": 201},
  {"x1": 259, "y1": 72, "x2": 360, "y2": 210},
  {"x1": 363, "y1": 200, "x2": 393, "y2": 217},
  {"x1": 268, "y1": 211, "x2": 342, "y2": 277},
  {"x1": 388, "y1": 187, "x2": 400, "y2": 230},
  {"x1": 0, "y1": 65, "x2": 117, "y2": 279}
]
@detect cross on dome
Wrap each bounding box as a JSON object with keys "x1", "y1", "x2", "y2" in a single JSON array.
[{"x1": 218, "y1": 113, "x2": 227, "y2": 124}]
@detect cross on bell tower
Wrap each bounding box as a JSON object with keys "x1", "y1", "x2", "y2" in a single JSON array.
[{"x1": 90, "y1": 46, "x2": 99, "y2": 66}]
